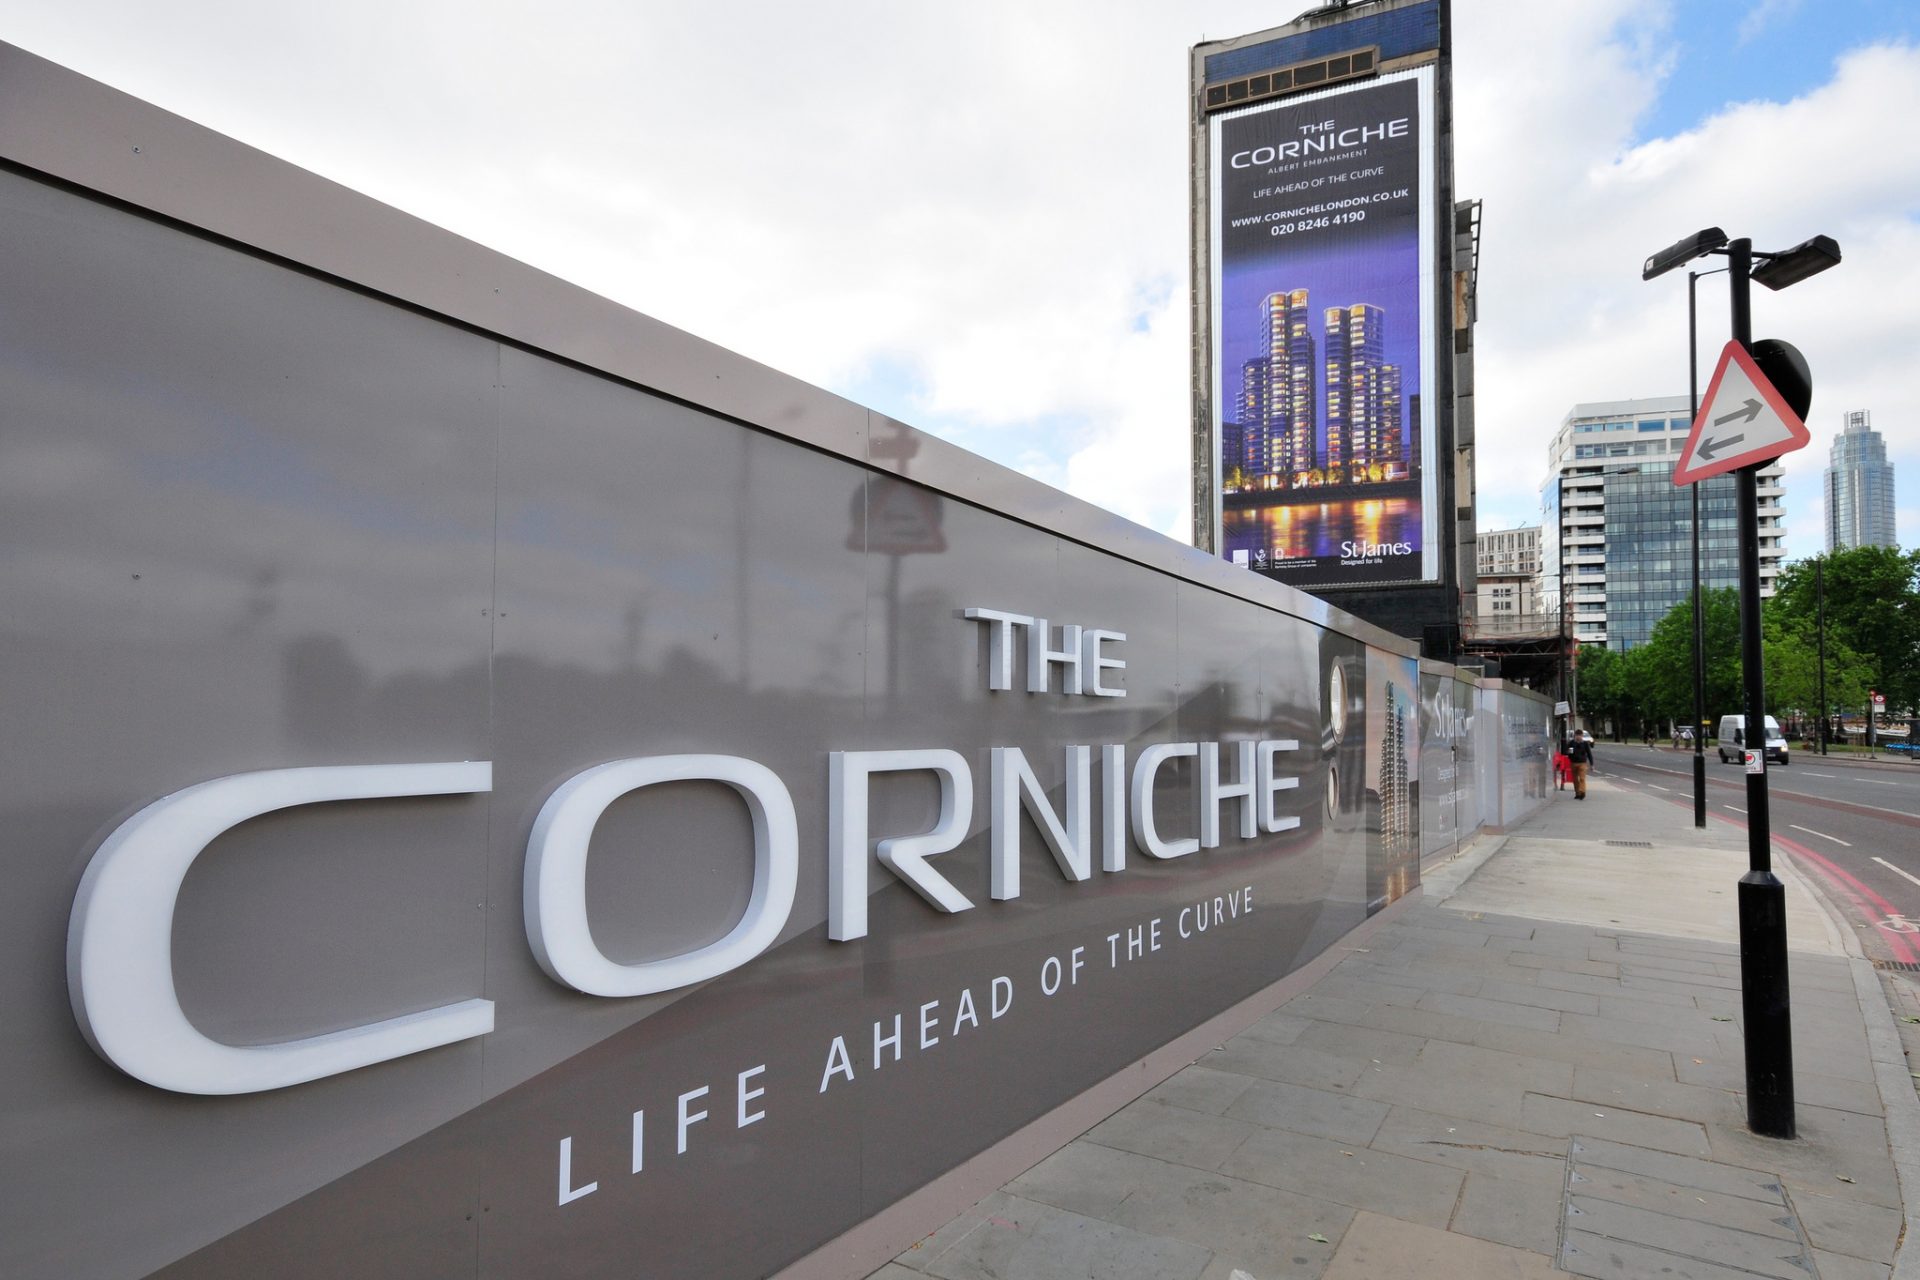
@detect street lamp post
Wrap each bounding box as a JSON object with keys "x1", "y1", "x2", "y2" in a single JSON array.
[
  {"x1": 1816, "y1": 557, "x2": 1828, "y2": 756},
  {"x1": 1643, "y1": 226, "x2": 1841, "y2": 1141},
  {"x1": 1686, "y1": 267, "x2": 1729, "y2": 828}
]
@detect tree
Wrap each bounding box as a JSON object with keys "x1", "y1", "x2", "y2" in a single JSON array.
[
  {"x1": 1772, "y1": 546, "x2": 1920, "y2": 712},
  {"x1": 1577, "y1": 643, "x2": 1667, "y2": 738},
  {"x1": 1761, "y1": 612, "x2": 1872, "y2": 725},
  {"x1": 1633, "y1": 587, "x2": 1742, "y2": 729}
]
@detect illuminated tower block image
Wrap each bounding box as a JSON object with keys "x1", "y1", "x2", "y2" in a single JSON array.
[
  {"x1": 1325, "y1": 303, "x2": 1394, "y2": 480},
  {"x1": 1239, "y1": 356, "x2": 1272, "y2": 480},
  {"x1": 1256, "y1": 288, "x2": 1317, "y2": 477},
  {"x1": 1380, "y1": 364, "x2": 1404, "y2": 476}
]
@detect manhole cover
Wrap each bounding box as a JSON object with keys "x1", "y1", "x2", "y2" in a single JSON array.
[{"x1": 1604, "y1": 841, "x2": 1653, "y2": 848}]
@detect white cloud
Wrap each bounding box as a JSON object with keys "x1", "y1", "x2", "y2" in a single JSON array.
[
  {"x1": 2, "y1": 2, "x2": 1914, "y2": 564},
  {"x1": 1459, "y1": 25, "x2": 1920, "y2": 556}
]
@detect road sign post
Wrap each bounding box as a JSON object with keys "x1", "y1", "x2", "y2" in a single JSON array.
[
  {"x1": 1728, "y1": 239, "x2": 1795, "y2": 1138},
  {"x1": 1671, "y1": 240, "x2": 1801, "y2": 1138},
  {"x1": 1653, "y1": 225, "x2": 1835, "y2": 1140}
]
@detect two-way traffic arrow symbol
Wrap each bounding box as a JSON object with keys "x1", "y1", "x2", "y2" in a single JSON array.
[{"x1": 1692, "y1": 399, "x2": 1763, "y2": 460}]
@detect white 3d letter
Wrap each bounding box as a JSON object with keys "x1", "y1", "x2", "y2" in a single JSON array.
[
  {"x1": 829, "y1": 749, "x2": 974, "y2": 940},
  {"x1": 989, "y1": 746, "x2": 1092, "y2": 899},
  {"x1": 67, "y1": 762, "x2": 494, "y2": 1095},
  {"x1": 525, "y1": 755, "x2": 799, "y2": 997},
  {"x1": 1131, "y1": 742, "x2": 1199, "y2": 859}
]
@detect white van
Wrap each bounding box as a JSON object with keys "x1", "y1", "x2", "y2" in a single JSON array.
[{"x1": 1717, "y1": 714, "x2": 1789, "y2": 765}]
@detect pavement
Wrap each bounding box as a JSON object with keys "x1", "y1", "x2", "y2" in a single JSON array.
[{"x1": 869, "y1": 766, "x2": 1920, "y2": 1280}]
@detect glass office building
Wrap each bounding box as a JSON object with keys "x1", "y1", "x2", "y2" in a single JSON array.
[
  {"x1": 1541, "y1": 396, "x2": 1786, "y2": 651},
  {"x1": 1823, "y1": 410, "x2": 1897, "y2": 552}
]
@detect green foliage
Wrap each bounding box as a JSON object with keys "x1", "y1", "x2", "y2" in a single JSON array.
[
  {"x1": 1575, "y1": 643, "x2": 1674, "y2": 736},
  {"x1": 1771, "y1": 546, "x2": 1920, "y2": 712},
  {"x1": 1597, "y1": 564, "x2": 1896, "y2": 736},
  {"x1": 1629, "y1": 587, "x2": 1742, "y2": 727},
  {"x1": 1761, "y1": 611, "x2": 1872, "y2": 717}
]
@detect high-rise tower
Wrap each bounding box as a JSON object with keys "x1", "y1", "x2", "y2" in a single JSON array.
[{"x1": 1823, "y1": 410, "x2": 1897, "y2": 551}]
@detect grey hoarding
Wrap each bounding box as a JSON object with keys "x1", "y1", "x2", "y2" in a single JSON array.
[{"x1": 0, "y1": 42, "x2": 1542, "y2": 1280}]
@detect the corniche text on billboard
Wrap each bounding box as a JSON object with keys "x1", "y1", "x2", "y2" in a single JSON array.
[
  {"x1": 68, "y1": 608, "x2": 1307, "y2": 1098},
  {"x1": 1209, "y1": 66, "x2": 1440, "y2": 589}
]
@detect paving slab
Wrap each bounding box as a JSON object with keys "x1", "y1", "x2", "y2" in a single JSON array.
[
  {"x1": 1291, "y1": 1018, "x2": 1428, "y2": 1068},
  {"x1": 1416, "y1": 989, "x2": 1563, "y2": 1032},
  {"x1": 1082, "y1": 1098, "x2": 1254, "y2": 1172},
  {"x1": 1218, "y1": 1124, "x2": 1465, "y2": 1227},
  {"x1": 1140, "y1": 1065, "x2": 1256, "y2": 1118},
  {"x1": 913, "y1": 1192, "x2": 1214, "y2": 1280},
  {"x1": 1474, "y1": 976, "x2": 1603, "y2": 1015},
  {"x1": 1367, "y1": 1107, "x2": 1568, "y2": 1182},
  {"x1": 1451, "y1": 1172, "x2": 1563, "y2": 1254},
  {"x1": 1460, "y1": 1020, "x2": 1679, "y2": 1076},
  {"x1": 1790, "y1": 1188, "x2": 1905, "y2": 1265},
  {"x1": 1522, "y1": 1093, "x2": 1713, "y2": 1157},
  {"x1": 1201, "y1": 1037, "x2": 1365, "y2": 1093},
  {"x1": 1345, "y1": 1057, "x2": 1541, "y2": 1129},
  {"x1": 1221, "y1": 1077, "x2": 1390, "y2": 1145},
  {"x1": 1321, "y1": 1212, "x2": 1557, "y2": 1280},
  {"x1": 1569, "y1": 1064, "x2": 1747, "y2": 1127},
  {"x1": 1231, "y1": 1010, "x2": 1311, "y2": 1046},
  {"x1": 1057, "y1": 1150, "x2": 1355, "y2": 1279},
  {"x1": 1809, "y1": 1248, "x2": 1894, "y2": 1280}
]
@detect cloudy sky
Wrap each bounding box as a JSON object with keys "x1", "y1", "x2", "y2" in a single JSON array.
[{"x1": 5, "y1": 0, "x2": 1915, "y2": 561}]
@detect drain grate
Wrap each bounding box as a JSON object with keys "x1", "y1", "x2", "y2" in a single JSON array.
[
  {"x1": 1561, "y1": 1136, "x2": 1813, "y2": 1280},
  {"x1": 1873, "y1": 959, "x2": 1920, "y2": 971},
  {"x1": 1604, "y1": 840, "x2": 1653, "y2": 848}
]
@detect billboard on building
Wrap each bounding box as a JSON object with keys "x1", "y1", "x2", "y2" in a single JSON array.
[{"x1": 1206, "y1": 65, "x2": 1441, "y2": 589}]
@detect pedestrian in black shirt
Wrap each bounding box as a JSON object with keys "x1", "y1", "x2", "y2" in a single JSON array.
[{"x1": 1566, "y1": 732, "x2": 1594, "y2": 799}]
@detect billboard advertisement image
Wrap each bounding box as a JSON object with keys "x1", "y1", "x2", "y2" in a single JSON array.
[{"x1": 1210, "y1": 67, "x2": 1439, "y2": 589}]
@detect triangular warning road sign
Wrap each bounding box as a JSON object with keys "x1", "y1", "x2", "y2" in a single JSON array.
[{"x1": 1672, "y1": 341, "x2": 1810, "y2": 485}]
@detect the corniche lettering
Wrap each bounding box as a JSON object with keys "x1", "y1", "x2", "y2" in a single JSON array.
[
  {"x1": 66, "y1": 609, "x2": 1308, "y2": 1096},
  {"x1": 1228, "y1": 116, "x2": 1410, "y2": 170}
]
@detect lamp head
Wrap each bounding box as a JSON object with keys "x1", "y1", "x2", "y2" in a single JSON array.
[
  {"x1": 1642, "y1": 227, "x2": 1728, "y2": 281},
  {"x1": 1751, "y1": 235, "x2": 1841, "y2": 290}
]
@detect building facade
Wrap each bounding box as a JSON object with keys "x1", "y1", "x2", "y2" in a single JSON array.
[
  {"x1": 1474, "y1": 524, "x2": 1542, "y2": 624},
  {"x1": 1823, "y1": 409, "x2": 1897, "y2": 552},
  {"x1": 1542, "y1": 396, "x2": 1786, "y2": 651}
]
